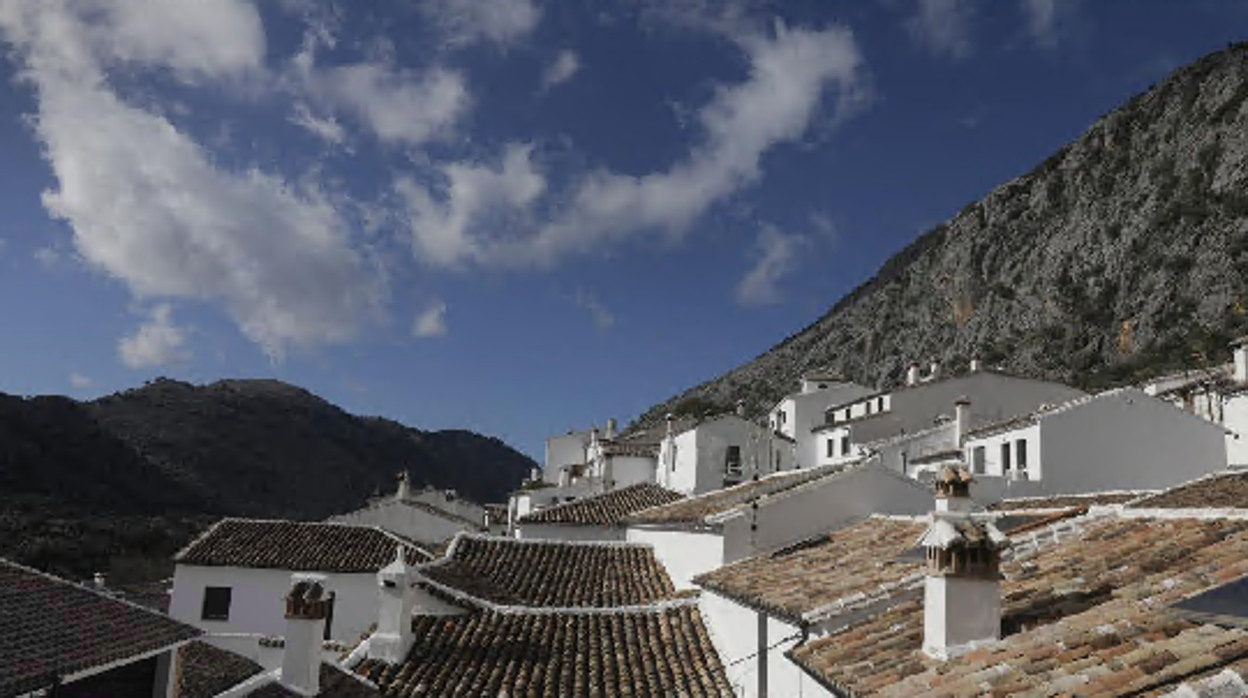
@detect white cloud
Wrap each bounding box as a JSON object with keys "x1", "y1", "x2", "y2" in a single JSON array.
[
  {"x1": 463, "y1": 22, "x2": 864, "y2": 267},
  {"x1": 396, "y1": 143, "x2": 546, "y2": 267},
  {"x1": 422, "y1": 0, "x2": 541, "y2": 48},
  {"x1": 541, "y1": 50, "x2": 581, "y2": 91},
  {"x1": 412, "y1": 300, "x2": 448, "y2": 338},
  {"x1": 573, "y1": 291, "x2": 615, "y2": 330},
  {"x1": 0, "y1": 1, "x2": 382, "y2": 358},
  {"x1": 1021, "y1": 0, "x2": 1080, "y2": 49},
  {"x1": 301, "y1": 61, "x2": 470, "y2": 146},
  {"x1": 907, "y1": 0, "x2": 976, "y2": 60},
  {"x1": 737, "y1": 224, "x2": 806, "y2": 306},
  {"x1": 809, "y1": 211, "x2": 837, "y2": 242},
  {"x1": 289, "y1": 102, "x2": 348, "y2": 146},
  {"x1": 69, "y1": 372, "x2": 93, "y2": 388},
  {"x1": 33, "y1": 246, "x2": 60, "y2": 268},
  {"x1": 119, "y1": 303, "x2": 190, "y2": 368}
]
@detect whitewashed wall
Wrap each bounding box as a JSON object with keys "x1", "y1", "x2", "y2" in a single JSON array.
[
  {"x1": 718, "y1": 465, "x2": 932, "y2": 564},
  {"x1": 169, "y1": 565, "x2": 379, "y2": 642},
  {"x1": 699, "y1": 592, "x2": 832, "y2": 698},
  {"x1": 963, "y1": 424, "x2": 1042, "y2": 480},
  {"x1": 545, "y1": 431, "x2": 591, "y2": 481},
  {"x1": 874, "y1": 423, "x2": 959, "y2": 478},
  {"x1": 608, "y1": 455, "x2": 657, "y2": 489},
  {"x1": 410, "y1": 490, "x2": 486, "y2": 525},
  {"x1": 1224, "y1": 395, "x2": 1248, "y2": 467},
  {"x1": 1038, "y1": 390, "x2": 1227, "y2": 493},
  {"x1": 329, "y1": 502, "x2": 472, "y2": 544},
  {"x1": 624, "y1": 527, "x2": 724, "y2": 590},
  {"x1": 514, "y1": 523, "x2": 626, "y2": 542}
]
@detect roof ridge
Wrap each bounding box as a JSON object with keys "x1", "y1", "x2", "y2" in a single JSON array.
[
  {"x1": 416, "y1": 573, "x2": 699, "y2": 616},
  {"x1": 451, "y1": 531, "x2": 657, "y2": 550}
]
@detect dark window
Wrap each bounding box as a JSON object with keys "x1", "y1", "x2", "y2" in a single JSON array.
[
  {"x1": 725, "y1": 445, "x2": 741, "y2": 473},
  {"x1": 1016, "y1": 439, "x2": 1028, "y2": 470},
  {"x1": 877, "y1": 397, "x2": 885, "y2": 412},
  {"x1": 840, "y1": 436, "x2": 851, "y2": 457},
  {"x1": 323, "y1": 592, "x2": 336, "y2": 640},
  {"x1": 972, "y1": 446, "x2": 986, "y2": 474},
  {"x1": 201, "y1": 586, "x2": 232, "y2": 621},
  {"x1": 826, "y1": 439, "x2": 835, "y2": 458},
  {"x1": 1001, "y1": 443, "x2": 1012, "y2": 472}
]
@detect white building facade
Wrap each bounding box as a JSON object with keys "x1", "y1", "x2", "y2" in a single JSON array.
[{"x1": 768, "y1": 373, "x2": 875, "y2": 470}]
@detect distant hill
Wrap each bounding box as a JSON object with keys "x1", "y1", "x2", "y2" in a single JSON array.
[
  {"x1": 0, "y1": 378, "x2": 534, "y2": 580},
  {"x1": 637, "y1": 41, "x2": 1248, "y2": 427}
]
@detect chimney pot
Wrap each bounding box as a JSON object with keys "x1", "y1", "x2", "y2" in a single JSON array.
[
  {"x1": 1233, "y1": 338, "x2": 1248, "y2": 383},
  {"x1": 281, "y1": 574, "x2": 329, "y2": 695},
  {"x1": 92, "y1": 572, "x2": 106, "y2": 590},
  {"x1": 969, "y1": 354, "x2": 982, "y2": 373},
  {"x1": 906, "y1": 362, "x2": 920, "y2": 386},
  {"x1": 735, "y1": 400, "x2": 746, "y2": 417},
  {"x1": 929, "y1": 358, "x2": 941, "y2": 381},
  {"x1": 954, "y1": 397, "x2": 971, "y2": 446}
]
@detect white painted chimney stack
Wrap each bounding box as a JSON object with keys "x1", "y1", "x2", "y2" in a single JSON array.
[
  {"x1": 906, "y1": 362, "x2": 920, "y2": 386},
  {"x1": 920, "y1": 467, "x2": 1008, "y2": 659},
  {"x1": 281, "y1": 574, "x2": 330, "y2": 695},
  {"x1": 606, "y1": 418, "x2": 617, "y2": 439},
  {"x1": 371, "y1": 546, "x2": 415, "y2": 664},
  {"x1": 970, "y1": 354, "x2": 982, "y2": 373},
  {"x1": 395, "y1": 471, "x2": 411, "y2": 501},
  {"x1": 735, "y1": 400, "x2": 747, "y2": 417},
  {"x1": 929, "y1": 358, "x2": 941, "y2": 381},
  {"x1": 954, "y1": 397, "x2": 971, "y2": 446},
  {"x1": 1234, "y1": 338, "x2": 1248, "y2": 384}
]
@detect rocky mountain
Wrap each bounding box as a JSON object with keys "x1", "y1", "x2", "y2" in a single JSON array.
[
  {"x1": 637, "y1": 41, "x2": 1248, "y2": 427},
  {"x1": 0, "y1": 378, "x2": 534, "y2": 580}
]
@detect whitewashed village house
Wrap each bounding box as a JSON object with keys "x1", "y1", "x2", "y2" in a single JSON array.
[
  {"x1": 1, "y1": 558, "x2": 202, "y2": 698},
  {"x1": 327, "y1": 472, "x2": 485, "y2": 545},
  {"x1": 656, "y1": 407, "x2": 798, "y2": 494},
  {"x1": 768, "y1": 370, "x2": 876, "y2": 469},
  {"x1": 1144, "y1": 337, "x2": 1248, "y2": 467},
  {"x1": 626, "y1": 460, "x2": 932, "y2": 588},
  {"x1": 168, "y1": 519, "x2": 431, "y2": 657}
]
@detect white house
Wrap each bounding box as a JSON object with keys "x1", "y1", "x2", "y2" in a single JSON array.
[
  {"x1": 960, "y1": 387, "x2": 1230, "y2": 498},
  {"x1": 768, "y1": 371, "x2": 876, "y2": 469},
  {"x1": 656, "y1": 411, "x2": 798, "y2": 495},
  {"x1": 2, "y1": 557, "x2": 202, "y2": 698},
  {"x1": 626, "y1": 461, "x2": 932, "y2": 589},
  {"x1": 812, "y1": 364, "x2": 1086, "y2": 474},
  {"x1": 328, "y1": 472, "x2": 484, "y2": 545},
  {"x1": 1144, "y1": 338, "x2": 1248, "y2": 467},
  {"x1": 168, "y1": 519, "x2": 431, "y2": 649}
]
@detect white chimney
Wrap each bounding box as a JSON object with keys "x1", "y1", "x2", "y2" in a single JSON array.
[
  {"x1": 395, "y1": 471, "x2": 411, "y2": 501},
  {"x1": 371, "y1": 546, "x2": 415, "y2": 664},
  {"x1": 665, "y1": 413, "x2": 675, "y2": 436},
  {"x1": 954, "y1": 397, "x2": 971, "y2": 446},
  {"x1": 92, "y1": 572, "x2": 106, "y2": 590},
  {"x1": 605, "y1": 418, "x2": 617, "y2": 439},
  {"x1": 529, "y1": 467, "x2": 541, "y2": 482},
  {"x1": 281, "y1": 574, "x2": 330, "y2": 694},
  {"x1": 970, "y1": 354, "x2": 982, "y2": 373},
  {"x1": 1234, "y1": 338, "x2": 1248, "y2": 384},
  {"x1": 906, "y1": 362, "x2": 920, "y2": 386},
  {"x1": 558, "y1": 466, "x2": 571, "y2": 488},
  {"x1": 929, "y1": 358, "x2": 941, "y2": 381},
  {"x1": 920, "y1": 467, "x2": 1008, "y2": 659},
  {"x1": 735, "y1": 400, "x2": 746, "y2": 417}
]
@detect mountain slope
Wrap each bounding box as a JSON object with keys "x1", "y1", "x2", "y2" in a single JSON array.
[
  {"x1": 0, "y1": 378, "x2": 534, "y2": 580},
  {"x1": 638, "y1": 42, "x2": 1248, "y2": 427}
]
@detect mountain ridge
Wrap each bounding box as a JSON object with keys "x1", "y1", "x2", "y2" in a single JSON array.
[{"x1": 636, "y1": 41, "x2": 1248, "y2": 427}]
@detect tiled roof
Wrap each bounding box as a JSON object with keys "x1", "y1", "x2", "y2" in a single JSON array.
[
  {"x1": 789, "y1": 515, "x2": 1248, "y2": 697},
  {"x1": 244, "y1": 665, "x2": 384, "y2": 698},
  {"x1": 1131, "y1": 471, "x2": 1248, "y2": 510},
  {"x1": 517, "y1": 483, "x2": 684, "y2": 526},
  {"x1": 175, "y1": 641, "x2": 265, "y2": 698},
  {"x1": 353, "y1": 606, "x2": 734, "y2": 697},
  {"x1": 398, "y1": 498, "x2": 485, "y2": 530},
  {"x1": 626, "y1": 463, "x2": 846, "y2": 526},
  {"x1": 694, "y1": 517, "x2": 927, "y2": 624},
  {"x1": 990, "y1": 491, "x2": 1153, "y2": 511},
  {"x1": 420, "y1": 534, "x2": 676, "y2": 608},
  {"x1": 0, "y1": 558, "x2": 202, "y2": 696},
  {"x1": 600, "y1": 441, "x2": 660, "y2": 457},
  {"x1": 175, "y1": 519, "x2": 432, "y2": 573},
  {"x1": 483, "y1": 503, "x2": 509, "y2": 523}
]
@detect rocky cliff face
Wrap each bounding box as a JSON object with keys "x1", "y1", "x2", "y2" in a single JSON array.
[{"x1": 639, "y1": 42, "x2": 1248, "y2": 426}]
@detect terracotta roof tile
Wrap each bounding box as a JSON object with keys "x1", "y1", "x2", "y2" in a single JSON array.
[
  {"x1": 626, "y1": 463, "x2": 848, "y2": 526},
  {"x1": 0, "y1": 558, "x2": 202, "y2": 696},
  {"x1": 694, "y1": 517, "x2": 927, "y2": 623},
  {"x1": 1130, "y1": 472, "x2": 1248, "y2": 510},
  {"x1": 174, "y1": 641, "x2": 265, "y2": 698},
  {"x1": 788, "y1": 516, "x2": 1248, "y2": 697},
  {"x1": 353, "y1": 606, "x2": 734, "y2": 697},
  {"x1": 517, "y1": 483, "x2": 684, "y2": 526},
  {"x1": 990, "y1": 492, "x2": 1152, "y2": 511},
  {"x1": 421, "y1": 534, "x2": 676, "y2": 608},
  {"x1": 175, "y1": 519, "x2": 432, "y2": 573},
  {"x1": 244, "y1": 665, "x2": 384, "y2": 698}
]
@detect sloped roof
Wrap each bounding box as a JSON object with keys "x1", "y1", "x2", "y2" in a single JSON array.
[
  {"x1": 353, "y1": 606, "x2": 734, "y2": 697},
  {"x1": 175, "y1": 641, "x2": 265, "y2": 698},
  {"x1": 625, "y1": 463, "x2": 847, "y2": 526},
  {"x1": 1130, "y1": 471, "x2": 1248, "y2": 510},
  {"x1": 0, "y1": 558, "x2": 202, "y2": 696},
  {"x1": 420, "y1": 533, "x2": 677, "y2": 608},
  {"x1": 788, "y1": 515, "x2": 1248, "y2": 697},
  {"x1": 175, "y1": 519, "x2": 432, "y2": 573},
  {"x1": 694, "y1": 517, "x2": 927, "y2": 624},
  {"x1": 990, "y1": 491, "x2": 1154, "y2": 511},
  {"x1": 243, "y1": 665, "x2": 383, "y2": 698},
  {"x1": 517, "y1": 483, "x2": 684, "y2": 526}
]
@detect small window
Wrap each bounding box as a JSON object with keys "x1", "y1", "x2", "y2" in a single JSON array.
[
  {"x1": 972, "y1": 446, "x2": 986, "y2": 475},
  {"x1": 670, "y1": 444, "x2": 678, "y2": 472},
  {"x1": 323, "y1": 592, "x2": 336, "y2": 640},
  {"x1": 840, "y1": 436, "x2": 851, "y2": 457},
  {"x1": 201, "y1": 586, "x2": 232, "y2": 621},
  {"x1": 818, "y1": 383, "x2": 828, "y2": 390},
  {"x1": 1016, "y1": 439, "x2": 1028, "y2": 470},
  {"x1": 1001, "y1": 442, "x2": 1012, "y2": 472},
  {"x1": 725, "y1": 445, "x2": 741, "y2": 472},
  {"x1": 877, "y1": 397, "x2": 885, "y2": 413},
  {"x1": 826, "y1": 438, "x2": 835, "y2": 458}
]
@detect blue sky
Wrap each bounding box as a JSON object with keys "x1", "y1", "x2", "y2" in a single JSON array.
[{"x1": 0, "y1": 1, "x2": 1244, "y2": 461}]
